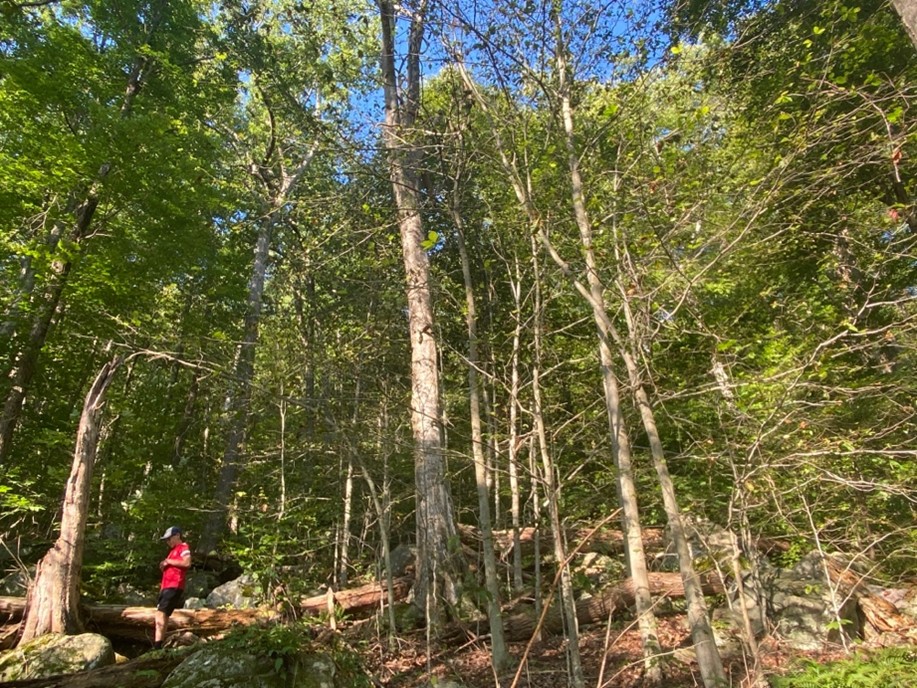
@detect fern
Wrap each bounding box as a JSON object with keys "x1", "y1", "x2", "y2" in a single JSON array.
[{"x1": 772, "y1": 646, "x2": 917, "y2": 688}]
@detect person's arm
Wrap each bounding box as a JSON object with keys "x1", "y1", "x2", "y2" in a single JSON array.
[{"x1": 161, "y1": 546, "x2": 192, "y2": 569}]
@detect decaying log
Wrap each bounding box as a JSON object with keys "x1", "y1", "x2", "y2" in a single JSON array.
[
  {"x1": 298, "y1": 576, "x2": 412, "y2": 615},
  {"x1": 502, "y1": 571, "x2": 725, "y2": 641},
  {"x1": 858, "y1": 594, "x2": 917, "y2": 643},
  {"x1": 0, "y1": 576, "x2": 412, "y2": 644},
  {"x1": 85, "y1": 605, "x2": 279, "y2": 642}
]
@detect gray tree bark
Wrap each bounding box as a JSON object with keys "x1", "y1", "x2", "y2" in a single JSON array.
[{"x1": 378, "y1": 0, "x2": 462, "y2": 627}]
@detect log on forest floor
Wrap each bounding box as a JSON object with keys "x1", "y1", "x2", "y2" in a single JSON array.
[{"x1": 0, "y1": 576, "x2": 411, "y2": 644}]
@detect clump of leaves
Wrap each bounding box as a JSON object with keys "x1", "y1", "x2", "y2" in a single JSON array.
[
  {"x1": 772, "y1": 646, "x2": 917, "y2": 687},
  {"x1": 220, "y1": 623, "x2": 314, "y2": 669}
]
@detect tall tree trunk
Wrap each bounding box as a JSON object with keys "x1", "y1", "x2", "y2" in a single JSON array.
[
  {"x1": 531, "y1": 317, "x2": 585, "y2": 688},
  {"x1": 198, "y1": 107, "x2": 317, "y2": 552},
  {"x1": 451, "y1": 188, "x2": 510, "y2": 671},
  {"x1": 507, "y1": 251, "x2": 526, "y2": 592},
  {"x1": 198, "y1": 212, "x2": 273, "y2": 554},
  {"x1": 378, "y1": 0, "x2": 462, "y2": 627},
  {"x1": 19, "y1": 356, "x2": 121, "y2": 643}
]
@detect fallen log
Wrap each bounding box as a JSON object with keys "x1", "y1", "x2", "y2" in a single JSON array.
[
  {"x1": 0, "y1": 576, "x2": 412, "y2": 644},
  {"x1": 298, "y1": 576, "x2": 412, "y2": 616},
  {"x1": 502, "y1": 571, "x2": 725, "y2": 641}
]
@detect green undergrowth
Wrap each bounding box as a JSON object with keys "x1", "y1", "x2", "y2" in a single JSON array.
[
  {"x1": 771, "y1": 646, "x2": 917, "y2": 688},
  {"x1": 219, "y1": 621, "x2": 372, "y2": 686}
]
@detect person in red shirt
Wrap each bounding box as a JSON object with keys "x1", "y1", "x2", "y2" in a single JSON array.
[{"x1": 154, "y1": 526, "x2": 191, "y2": 649}]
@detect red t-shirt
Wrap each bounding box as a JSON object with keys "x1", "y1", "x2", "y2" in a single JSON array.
[{"x1": 160, "y1": 542, "x2": 191, "y2": 590}]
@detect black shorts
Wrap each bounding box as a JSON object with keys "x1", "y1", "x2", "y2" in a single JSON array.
[{"x1": 156, "y1": 587, "x2": 185, "y2": 616}]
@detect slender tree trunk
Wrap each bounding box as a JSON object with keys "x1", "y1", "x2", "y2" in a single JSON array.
[
  {"x1": 455, "y1": 54, "x2": 660, "y2": 683},
  {"x1": 0, "y1": 270, "x2": 69, "y2": 465},
  {"x1": 358, "y1": 404, "x2": 398, "y2": 638},
  {"x1": 19, "y1": 356, "x2": 121, "y2": 643},
  {"x1": 338, "y1": 455, "x2": 355, "y2": 588},
  {"x1": 507, "y1": 252, "x2": 526, "y2": 592},
  {"x1": 0, "y1": 203, "x2": 59, "y2": 348},
  {"x1": 550, "y1": 18, "x2": 669, "y2": 681},
  {"x1": 616, "y1": 291, "x2": 726, "y2": 687},
  {"x1": 532, "y1": 354, "x2": 584, "y2": 688},
  {"x1": 451, "y1": 188, "x2": 510, "y2": 671},
  {"x1": 378, "y1": 0, "x2": 461, "y2": 626},
  {"x1": 172, "y1": 371, "x2": 200, "y2": 465},
  {"x1": 527, "y1": 240, "x2": 583, "y2": 686}
]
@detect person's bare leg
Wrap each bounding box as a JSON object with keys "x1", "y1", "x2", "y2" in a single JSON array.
[{"x1": 154, "y1": 610, "x2": 167, "y2": 647}]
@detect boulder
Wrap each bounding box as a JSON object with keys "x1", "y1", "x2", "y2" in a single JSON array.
[
  {"x1": 767, "y1": 552, "x2": 860, "y2": 650},
  {"x1": 185, "y1": 569, "x2": 217, "y2": 600},
  {"x1": 206, "y1": 574, "x2": 263, "y2": 609},
  {"x1": 710, "y1": 604, "x2": 765, "y2": 657},
  {"x1": 111, "y1": 582, "x2": 149, "y2": 605},
  {"x1": 162, "y1": 643, "x2": 356, "y2": 688},
  {"x1": 162, "y1": 645, "x2": 286, "y2": 688},
  {"x1": 389, "y1": 544, "x2": 416, "y2": 578},
  {"x1": 0, "y1": 632, "x2": 114, "y2": 680}
]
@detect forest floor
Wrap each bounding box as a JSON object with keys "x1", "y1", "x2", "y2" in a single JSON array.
[{"x1": 361, "y1": 615, "x2": 844, "y2": 688}]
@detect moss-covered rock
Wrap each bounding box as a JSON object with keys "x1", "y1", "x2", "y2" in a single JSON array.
[
  {"x1": 161, "y1": 646, "x2": 286, "y2": 688},
  {"x1": 0, "y1": 632, "x2": 114, "y2": 680},
  {"x1": 162, "y1": 627, "x2": 372, "y2": 688}
]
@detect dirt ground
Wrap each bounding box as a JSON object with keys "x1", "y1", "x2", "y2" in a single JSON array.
[{"x1": 361, "y1": 615, "x2": 847, "y2": 688}]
